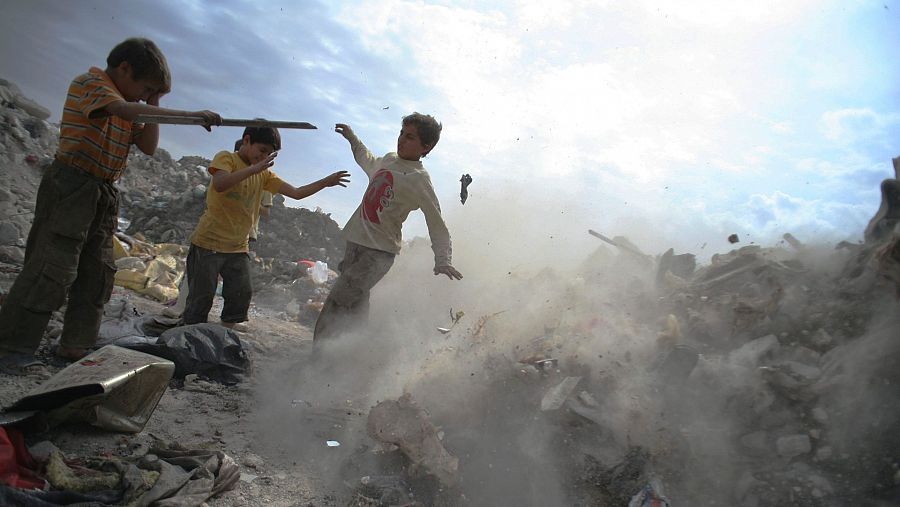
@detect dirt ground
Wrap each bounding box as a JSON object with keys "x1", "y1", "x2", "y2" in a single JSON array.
[{"x1": 0, "y1": 286, "x2": 363, "y2": 506}]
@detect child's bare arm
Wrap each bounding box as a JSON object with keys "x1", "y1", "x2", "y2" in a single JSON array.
[
  {"x1": 278, "y1": 171, "x2": 350, "y2": 200},
  {"x1": 211, "y1": 152, "x2": 277, "y2": 193}
]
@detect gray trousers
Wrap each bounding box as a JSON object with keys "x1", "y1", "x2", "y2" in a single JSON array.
[
  {"x1": 182, "y1": 244, "x2": 252, "y2": 324},
  {"x1": 313, "y1": 241, "x2": 395, "y2": 341},
  {"x1": 0, "y1": 161, "x2": 118, "y2": 354}
]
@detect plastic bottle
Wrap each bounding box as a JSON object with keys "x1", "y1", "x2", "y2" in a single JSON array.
[{"x1": 310, "y1": 261, "x2": 329, "y2": 284}]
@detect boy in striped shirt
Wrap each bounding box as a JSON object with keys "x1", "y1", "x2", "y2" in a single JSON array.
[{"x1": 0, "y1": 38, "x2": 220, "y2": 371}]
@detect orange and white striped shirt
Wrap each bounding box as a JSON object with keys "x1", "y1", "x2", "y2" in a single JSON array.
[{"x1": 55, "y1": 67, "x2": 143, "y2": 181}]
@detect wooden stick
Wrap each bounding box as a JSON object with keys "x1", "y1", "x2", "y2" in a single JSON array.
[
  {"x1": 134, "y1": 115, "x2": 317, "y2": 130},
  {"x1": 588, "y1": 229, "x2": 649, "y2": 258}
]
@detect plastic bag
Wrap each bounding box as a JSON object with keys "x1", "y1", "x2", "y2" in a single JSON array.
[{"x1": 310, "y1": 261, "x2": 329, "y2": 284}]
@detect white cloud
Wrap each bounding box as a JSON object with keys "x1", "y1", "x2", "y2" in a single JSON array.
[{"x1": 820, "y1": 108, "x2": 900, "y2": 146}]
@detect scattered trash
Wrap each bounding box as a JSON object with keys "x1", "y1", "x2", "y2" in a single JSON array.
[
  {"x1": 125, "y1": 323, "x2": 250, "y2": 385},
  {"x1": 728, "y1": 233, "x2": 740, "y2": 244},
  {"x1": 326, "y1": 440, "x2": 341, "y2": 447},
  {"x1": 5, "y1": 346, "x2": 174, "y2": 433},
  {"x1": 437, "y1": 308, "x2": 465, "y2": 334},
  {"x1": 310, "y1": 260, "x2": 330, "y2": 284},
  {"x1": 459, "y1": 173, "x2": 473, "y2": 204}
]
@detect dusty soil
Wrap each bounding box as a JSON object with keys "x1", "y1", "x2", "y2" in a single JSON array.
[{"x1": 0, "y1": 287, "x2": 361, "y2": 506}]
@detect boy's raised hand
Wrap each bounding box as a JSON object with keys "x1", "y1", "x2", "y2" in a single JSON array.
[
  {"x1": 322, "y1": 170, "x2": 351, "y2": 188},
  {"x1": 334, "y1": 123, "x2": 354, "y2": 140},
  {"x1": 434, "y1": 265, "x2": 463, "y2": 280},
  {"x1": 250, "y1": 152, "x2": 277, "y2": 173}
]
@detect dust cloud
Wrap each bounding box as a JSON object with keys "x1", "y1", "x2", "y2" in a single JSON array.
[{"x1": 251, "y1": 182, "x2": 899, "y2": 506}]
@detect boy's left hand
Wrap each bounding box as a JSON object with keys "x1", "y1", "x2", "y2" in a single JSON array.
[
  {"x1": 434, "y1": 265, "x2": 463, "y2": 280},
  {"x1": 323, "y1": 170, "x2": 351, "y2": 188}
]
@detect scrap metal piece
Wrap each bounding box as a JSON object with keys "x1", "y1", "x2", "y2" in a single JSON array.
[
  {"x1": 459, "y1": 174, "x2": 473, "y2": 204},
  {"x1": 7, "y1": 345, "x2": 175, "y2": 433}
]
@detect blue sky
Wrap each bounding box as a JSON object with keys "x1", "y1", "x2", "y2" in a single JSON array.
[{"x1": 2, "y1": 0, "x2": 898, "y2": 262}]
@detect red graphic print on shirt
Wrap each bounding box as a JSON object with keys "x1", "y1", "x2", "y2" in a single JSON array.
[{"x1": 361, "y1": 169, "x2": 394, "y2": 224}]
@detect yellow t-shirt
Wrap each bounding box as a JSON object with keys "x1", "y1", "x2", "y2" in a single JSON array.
[{"x1": 191, "y1": 151, "x2": 285, "y2": 253}]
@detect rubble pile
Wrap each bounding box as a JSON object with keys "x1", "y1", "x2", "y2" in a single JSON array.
[{"x1": 350, "y1": 223, "x2": 899, "y2": 504}]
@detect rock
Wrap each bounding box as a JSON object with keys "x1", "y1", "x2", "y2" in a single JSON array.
[
  {"x1": 731, "y1": 334, "x2": 780, "y2": 366},
  {"x1": 0, "y1": 221, "x2": 20, "y2": 246},
  {"x1": 811, "y1": 407, "x2": 828, "y2": 424},
  {"x1": 762, "y1": 361, "x2": 822, "y2": 401},
  {"x1": 739, "y1": 430, "x2": 770, "y2": 456},
  {"x1": 814, "y1": 446, "x2": 833, "y2": 461},
  {"x1": 776, "y1": 434, "x2": 811, "y2": 458},
  {"x1": 28, "y1": 440, "x2": 61, "y2": 463},
  {"x1": 367, "y1": 393, "x2": 459, "y2": 487},
  {"x1": 810, "y1": 329, "x2": 833, "y2": 349},
  {"x1": 13, "y1": 94, "x2": 51, "y2": 120},
  {"x1": 0, "y1": 187, "x2": 11, "y2": 202},
  {"x1": 241, "y1": 453, "x2": 265, "y2": 469},
  {"x1": 0, "y1": 245, "x2": 24, "y2": 264},
  {"x1": 782, "y1": 345, "x2": 821, "y2": 366}
]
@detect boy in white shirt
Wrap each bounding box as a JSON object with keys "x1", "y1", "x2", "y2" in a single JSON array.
[{"x1": 314, "y1": 112, "x2": 462, "y2": 341}]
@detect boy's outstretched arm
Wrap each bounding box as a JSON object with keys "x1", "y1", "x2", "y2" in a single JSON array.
[
  {"x1": 418, "y1": 180, "x2": 462, "y2": 280},
  {"x1": 212, "y1": 152, "x2": 278, "y2": 193},
  {"x1": 103, "y1": 98, "x2": 221, "y2": 134},
  {"x1": 278, "y1": 171, "x2": 350, "y2": 200},
  {"x1": 335, "y1": 123, "x2": 378, "y2": 176}
]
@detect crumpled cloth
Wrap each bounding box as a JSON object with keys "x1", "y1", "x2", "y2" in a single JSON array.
[
  {"x1": 0, "y1": 427, "x2": 45, "y2": 490},
  {"x1": 0, "y1": 436, "x2": 239, "y2": 507}
]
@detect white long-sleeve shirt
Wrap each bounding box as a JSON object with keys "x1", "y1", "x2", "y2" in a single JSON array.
[{"x1": 342, "y1": 132, "x2": 452, "y2": 267}]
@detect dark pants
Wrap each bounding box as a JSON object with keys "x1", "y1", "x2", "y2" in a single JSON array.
[
  {"x1": 182, "y1": 244, "x2": 252, "y2": 325},
  {"x1": 313, "y1": 242, "x2": 395, "y2": 341},
  {"x1": 0, "y1": 161, "x2": 118, "y2": 355}
]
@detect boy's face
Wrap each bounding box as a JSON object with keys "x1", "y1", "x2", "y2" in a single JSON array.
[
  {"x1": 397, "y1": 124, "x2": 431, "y2": 161},
  {"x1": 239, "y1": 136, "x2": 276, "y2": 165}
]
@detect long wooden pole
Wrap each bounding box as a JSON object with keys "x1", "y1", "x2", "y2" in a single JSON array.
[{"x1": 134, "y1": 115, "x2": 317, "y2": 130}]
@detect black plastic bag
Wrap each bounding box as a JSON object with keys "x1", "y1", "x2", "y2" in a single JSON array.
[{"x1": 127, "y1": 324, "x2": 249, "y2": 385}]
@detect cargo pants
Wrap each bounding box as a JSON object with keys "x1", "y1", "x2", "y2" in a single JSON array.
[
  {"x1": 182, "y1": 244, "x2": 252, "y2": 325},
  {"x1": 0, "y1": 161, "x2": 118, "y2": 355},
  {"x1": 313, "y1": 241, "x2": 395, "y2": 341}
]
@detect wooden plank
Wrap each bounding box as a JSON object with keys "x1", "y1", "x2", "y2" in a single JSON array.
[{"x1": 134, "y1": 115, "x2": 317, "y2": 130}]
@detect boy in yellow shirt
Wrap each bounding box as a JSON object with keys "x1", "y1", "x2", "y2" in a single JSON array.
[{"x1": 184, "y1": 127, "x2": 349, "y2": 328}]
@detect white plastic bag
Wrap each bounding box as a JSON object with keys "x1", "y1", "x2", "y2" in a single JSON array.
[{"x1": 310, "y1": 261, "x2": 329, "y2": 284}]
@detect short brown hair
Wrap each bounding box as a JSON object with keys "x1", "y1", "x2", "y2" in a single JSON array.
[
  {"x1": 242, "y1": 125, "x2": 281, "y2": 151},
  {"x1": 403, "y1": 112, "x2": 442, "y2": 154},
  {"x1": 107, "y1": 38, "x2": 171, "y2": 92}
]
